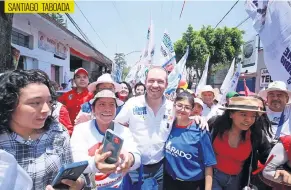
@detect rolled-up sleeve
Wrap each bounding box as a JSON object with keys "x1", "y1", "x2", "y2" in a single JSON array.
[
  {"x1": 114, "y1": 99, "x2": 132, "y2": 125},
  {"x1": 263, "y1": 142, "x2": 288, "y2": 183},
  {"x1": 70, "y1": 123, "x2": 99, "y2": 174}
]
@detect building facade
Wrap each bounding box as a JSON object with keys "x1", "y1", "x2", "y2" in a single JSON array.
[{"x1": 12, "y1": 14, "x2": 112, "y2": 86}]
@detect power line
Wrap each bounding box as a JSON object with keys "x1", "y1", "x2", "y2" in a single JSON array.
[
  {"x1": 65, "y1": 13, "x2": 95, "y2": 47},
  {"x1": 74, "y1": 2, "x2": 108, "y2": 49},
  {"x1": 235, "y1": 16, "x2": 250, "y2": 28},
  {"x1": 111, "y1": 1, "x2": 137, "y2": 50},
  {"x1": 214, "y1": 0, "x2": 240, "y2": 29}
]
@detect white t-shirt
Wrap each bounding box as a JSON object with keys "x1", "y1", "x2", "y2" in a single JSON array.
[
  {"x1": 114, "y1": 95, "x2": 175, "y2": 165},
  {"x1": 70, "y1": 120, "x2": 141, "y2": 189},
  {"x1": 266, "y1": 104, "x2": 291, "y2": 142},
  {"x1": 202, "y1": 103, "x2": 224, "y2": 120}
]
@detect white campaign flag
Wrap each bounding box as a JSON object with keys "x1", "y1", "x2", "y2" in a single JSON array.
[
  {"x1": 147, "y1": 20, "x2": 155, "y2": 63},
  {"x1": 137, "y1": 20, "x2": 155, "y2": 84},
  {"x1": 220, "y1": 58, "x2": 235, "y2": 95},
  {"x1": 160, "y1": 29, "x2": 176, "y2": 72},
  {"x1": 125, "y1": 21, "x2": 154, "y2": 85},
  {"x1": 165, "y1": 46, "x2": 189, "y2": 96},
  {"x1": 245, "y1": 0, "x2": 291, "y2": 89},
  {"x1": 219, "y1": 63, "x2": 241, "y2": 104},
  {"x1": 196, "y1": 56, "x2": 210, "y2": 95}
]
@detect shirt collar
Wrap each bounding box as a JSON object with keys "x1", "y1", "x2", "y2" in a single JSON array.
[
  {"x1": 6, "y1": 122, "x2": 65, "y2": 145},
  {"x1": 73, "y1": 87, "x2": 89, "y2": 94},
  {"x1": 144, "y1": 93, "x2": 166, "y2": 107}
]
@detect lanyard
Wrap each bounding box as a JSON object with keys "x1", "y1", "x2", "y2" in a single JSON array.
[{"x1": 274, "y1": 109, "x2": 285, "y2": 139}]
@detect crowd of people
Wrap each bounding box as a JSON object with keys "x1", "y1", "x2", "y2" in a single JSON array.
[{"x1": 1, "y1": 66, "x2": 291, "y2": 190}]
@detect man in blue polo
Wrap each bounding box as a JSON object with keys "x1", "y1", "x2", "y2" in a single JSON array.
[{"x1": 115, "y1": 66, "x2": 208, "y2": 189}]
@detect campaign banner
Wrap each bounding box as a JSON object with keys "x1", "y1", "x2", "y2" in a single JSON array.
[
  {"x1": 165, "y1": 46, "x2": 189, "y2": 98},
  {"x1": 38, "y1": 31, "x2": 68, "y2": 59},
  {"x1": 219, "y1": 63, "x2": 242, "y2": 104},
  {"x1": 125, "y1": 62, "x2": 139, "y2": 85},
  {"x1": 160, "y1": 29, "x2": 176, "y2": 72},
  {"x1": 220, "y1": 58, "x2": 235, "y2": 96},
  {"x1": 195, "y1": 56, "x2": 210, "y2": 95},
  {"x1": 245, "y1": 0, "x2": 291, "y2": 89}
]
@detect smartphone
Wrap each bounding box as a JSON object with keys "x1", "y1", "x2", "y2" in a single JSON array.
[
  {"x1": 102, "y1": 129, "x2": 124, "y2": 164},
  {"x1": 51, "y1": 161, "x2": 88, "y2": 189}
]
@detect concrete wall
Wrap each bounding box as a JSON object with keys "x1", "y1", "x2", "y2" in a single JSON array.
[{"x1": 12, "y1": 16, "x2": 70, "y2": 84}]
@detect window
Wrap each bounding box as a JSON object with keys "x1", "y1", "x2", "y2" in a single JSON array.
[
  {"x1": 51, "y1": 65, "x2": 60, "y2": 85},
  {"x1": 11, "y1": 30, "x2": 29, "y2": 48},
  {"x1": 16, "y1": 56, "x2": 25, "y2": 70}
]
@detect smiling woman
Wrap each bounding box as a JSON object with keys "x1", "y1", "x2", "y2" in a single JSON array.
[
  {"x1": 209, "y1": 96, "x2": 272, "y2": 190},
  {"x1": 0, "y1": 70, "x2": 85, "y2": 190},
  {"x1": 164, "y1": 91, "x2": 217, "y2": 190},
  {"x1": 70, "y1": 89, "x2": 141, "y2": 189}
]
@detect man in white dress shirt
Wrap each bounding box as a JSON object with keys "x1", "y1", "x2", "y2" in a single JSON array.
[
  {"x1": 115, "y1": 66, "x2": 207, "y2": 190},
  {"x1": 259, "y1": 81, "x2": 291, "y2": 144},
  {"x1": 199, "y1": 85, "x2": 223, "y2": 120}
]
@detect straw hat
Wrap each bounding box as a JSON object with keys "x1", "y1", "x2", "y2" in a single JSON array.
[
  {"x1": 258, "y1": 81, "x2": 291, "y2": 102},
  {"x1": 219, "y1": 96, "x2": 265, "y2": 113},
  {"x1": 88, "y1": 73, "x2": 122, "y2": 93},
  {"x1": 89, "y1": 89, "x2": 124, "y2": 106},
  {"x1": 198, "y1": 85, "x2": 217, "y2": 98}
]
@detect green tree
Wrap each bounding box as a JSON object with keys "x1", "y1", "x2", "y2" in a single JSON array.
[
  {"x1": 0, "y1": 2, "x2": 14, "y2": 72},
  {"x1": 174, "y1": 25, "x2": 244, "y2": 86},
  {"x1": 114, "y1": 53, "x2": 127, "y2": 82},
  {"x1": 49, "y1": 13, "x2": 67, "y2": 27},
  {"x1": 122, "y1": 66, "x2": 130, "y2": 81}
]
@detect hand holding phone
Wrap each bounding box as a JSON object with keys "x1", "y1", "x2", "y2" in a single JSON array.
[
  {"x1": 94, "y1": 144, "x2": 120, "y2": 174},
  {"x1": 102, "y1": 129, "x2": 124, "y2": 164},
  {"x1": 51, "y1": 161, "x2": 88, "y2": 189}
]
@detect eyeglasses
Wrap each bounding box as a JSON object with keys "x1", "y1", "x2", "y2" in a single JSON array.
[{"x1": 174, "y1": 104, "x2": 193, "y2": 112}]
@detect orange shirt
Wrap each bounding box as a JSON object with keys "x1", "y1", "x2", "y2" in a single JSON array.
[
  {"x1": 58, "y1": 88, "x2": 93, "y2": 125},
  {"x1": 213, "y1": 130, "x2": 252, "y2": 175}
]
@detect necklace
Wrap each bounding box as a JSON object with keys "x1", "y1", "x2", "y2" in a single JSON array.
[{"x1": 23, "y1": 130, "x2": 37, "y2": 145}]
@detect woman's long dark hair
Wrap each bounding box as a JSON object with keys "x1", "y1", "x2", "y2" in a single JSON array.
[
  {"x1": 253, "y1": 95, "x2": 273, "y2": 138},
  {"x1": 119, "y1": 81, "x2": 133, "y2": 101},
  {"x1": 0, "y1": 70, "x2": 57, "y2": 134},
  {"x1": 210, "y1": 110, "x2": 262, "y2": 142}
]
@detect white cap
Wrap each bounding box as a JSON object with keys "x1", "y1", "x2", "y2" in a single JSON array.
[
  {"x1": 194, "y1": 98, "x2": 204, "y2": 108},
  {"x1": 258, "y1": 81, "x2": 291, "y2": 102},
  {"x1": 89, "y1": 89, "x2": 123, "y2": 106}
]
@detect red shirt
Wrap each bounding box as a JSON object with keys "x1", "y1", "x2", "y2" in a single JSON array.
[
  {"x1": 213, "y1": 130, "x2": 252, "y2": 175},
  {"x1": 58, "y1": 88, "x2": 93, "y2": 125}
]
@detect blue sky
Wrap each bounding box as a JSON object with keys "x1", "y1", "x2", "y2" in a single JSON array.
[{"x1": 67, "y1": 1, "x2": 256, "y2": 67}]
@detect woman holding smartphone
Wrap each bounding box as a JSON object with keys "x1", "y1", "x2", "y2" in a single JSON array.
[
  {"x1": 164, "y1": 91, "x2": 217, "y2": 190},
  {"x1": 0, "y1": 70, "x2": 84, "y2": 190},
  {"x1": 70, "y1": 89, "x2": 141, "y2": 190}
]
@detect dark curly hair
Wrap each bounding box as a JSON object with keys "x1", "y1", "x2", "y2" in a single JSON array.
[{"x1": 0, "y1": 70, "x2": 57, "y2": 134}]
